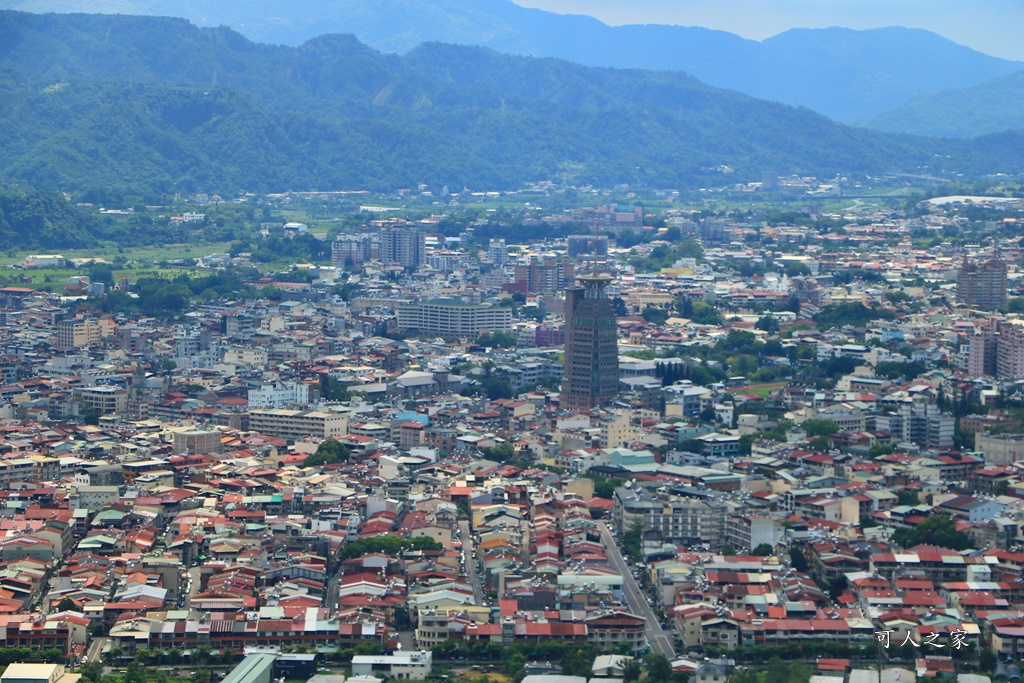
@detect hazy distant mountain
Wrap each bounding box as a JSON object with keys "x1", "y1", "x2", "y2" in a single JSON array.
[
  {"x1": 3, "y1": 0, "x2": 1021, "y2": 126},
  {"x1": 862, "y1": 71, "x2": 1024, "y2": 139},
  {"x1": 1, "y1": 11, "x2": 1020, "y2": 195}
]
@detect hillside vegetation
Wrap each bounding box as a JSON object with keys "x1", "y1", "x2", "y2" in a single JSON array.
[
  {"x1": 0, "y1": 12, "x2": 1022, "y2": 197},
  {"x1": 4, "y1": 0, "x2": 1022, "y2": 123}
]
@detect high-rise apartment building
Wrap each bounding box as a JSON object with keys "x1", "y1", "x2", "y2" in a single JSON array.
[
  {"x1": 380, "y1": 224, "x2": 425, "y2": 268},
  {"x1": 997, "y1": 320, "x2": 1024, "y2": 379},
  {"x1": 55, "y1": 317, "x2": 103, "y2": 349},
  {"x1": 957, "y1": 257, "x2": 1008, "y2": 310},
  {"x1": 332, "y1": 234, "x2": 375, "y2": 270},
  {"x1": 567, "y1": 235, "x2": 609, "y2": 258},
  {"x1": 967, "y1": 320, "x2": 1024, "y2": 380},
  {"x1": 487, "y1": 239, "x2": 507, "y2": 266},
  {"x1": 562, "y1": 275, "x2": 619, "y2": 410},
  {"x1": 513, "y1": 256, "x2": 574, "y2": 294},
  {"x1": 968, "y1": 324, "x2": 998, "y2": 377}
]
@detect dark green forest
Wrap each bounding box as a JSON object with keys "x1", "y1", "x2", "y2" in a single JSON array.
[{"x1": 1, "y1": 11, "x2": 1022, "y2": 198}]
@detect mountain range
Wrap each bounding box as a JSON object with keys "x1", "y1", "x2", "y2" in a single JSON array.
[
  {"x1": 1, "y1": 11, "x2": 1021, "y2": 196},
  {"x1": 864, "y1": 71, "x2": 1024, "y2": 139},
  {"x1": 3, "y1": 0, "x2": 1022, "y2": 128}
]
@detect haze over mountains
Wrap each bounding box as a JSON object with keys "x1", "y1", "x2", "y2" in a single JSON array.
[
  {"x1": 0, "y1": 10, "x2": 1021, "y2": 196},
  {"x1": 4, "y1": 0, "x2": 1023, "y2": 130},
  {"x1": 864, "y1": 71, "x2": 1024, "y2": 139}
]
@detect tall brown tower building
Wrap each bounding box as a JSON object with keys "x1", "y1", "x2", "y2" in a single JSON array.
[{"x1": 562, "y1": 275, "x2": 619, "y2": 410}]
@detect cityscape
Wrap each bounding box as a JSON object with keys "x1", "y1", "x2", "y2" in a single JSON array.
[{"x1": 1, "y1": 3, "x2": 1023, "y2": 683}]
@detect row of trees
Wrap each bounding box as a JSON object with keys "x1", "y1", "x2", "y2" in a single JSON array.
[{"x1": 340, "y1": 534, "x2": 443, "y2": 560}]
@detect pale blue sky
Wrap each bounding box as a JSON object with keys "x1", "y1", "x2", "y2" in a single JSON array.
[{"x1": 512, "y1": 0, "x2": 1024, "y2": 61}]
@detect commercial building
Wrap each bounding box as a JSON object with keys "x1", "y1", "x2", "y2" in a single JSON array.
[
  {"x1": 975, "y1": 432, "x2": 1024, "y2": 465},
  {"x1": 77, "y1": 386, "x2": 128, "y2": 416},
  {"x1": 247, "y1": 381, "x2": 311, "y2": 409},
  {"x1": 1, "y1": 664, "x2": 79, "y2": 683},
  {"x1": 248, "y1": 408, "x2": 349, "y2": 441},
  {"x1": 173, "y1": 429, "x2": 222, "y2": 455},
  {"x1": 220, "y1": 654, "x2": 276, "y2": 683},
  {"x1": 396, "y1": 300, "x2": 512, "y2": 337},
  {"x1": 351, "y1": 651, "x2": 432, "y2": 680},
  {"x1": 562, "y1": 276, "x2": 619, "y2": 410},
  {"x1": 55, "y1": 318, "x2": 102, "y2": 349},
  {"x1": 957, "y1": 256, "x2": 1007, "y2": 310}
]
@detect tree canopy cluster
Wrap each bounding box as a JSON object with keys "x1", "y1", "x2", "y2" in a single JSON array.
[
  {"x1": 891, "y1": 513, "x2": 973, "y2": 551},
  {"x1": 91, "y1": 269, "x2": 277, "y2": 317},
  {"x1": 340, "y1": 534, "x2": 444, "y2": 560},
  {"x1": 302, "y1": 438, "x2": 351, "y2": 467}
]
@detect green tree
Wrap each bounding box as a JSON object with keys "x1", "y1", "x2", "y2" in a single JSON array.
[
  {"x1": 752, "y1": 543, "x2": 774, "y2": 556},
  {"x1": 766, "y1": 657, "x2": 789, "y2": 683},
  {"x1": 79, "y1": 662, "x2": 104, "y2": 683},
  {"x1": 341, "y1": 534, "x2": 443, "y2": 560},
  {"x1": 476, "y1": 330, "x2": 517, "y2": 348},
  {"x1": 505, "y1": 652, "x2": 527, "y2": 682},
  {"x1": 123, "y1": 662, "x2": 146, "y2": 683},
  {"x1": 789, "y1": 547, "x2": 809, "y2": 573},
  {"x1": 891, "y1": 513, "x2": 972, "y2": 550},
  {"x1": 644, "y1": 654, "x2": 672, "y2": 683},
  {"x1": 802, "y1": 419, "x2": 839, "y2": 438},
  {"x1": 642, "y1": 306, "x2": 669, "y2": 325},
  {"x1": 868, "y1": 443, "x2": 894, "y2": 458},
  {"x1": 689, "y1": 302, "x2": 722, "y2": 325},
  {"x1": 481, "y1": 442, "x2": 516, "y2": 462},
  {"x1": 979, "y1": 647, "x2": 998, "y2": 672},
  {"x1": 809, "y1": 435, "x2": 832, "y2": 452},
  {"x1": 193, "y1": 644, "x2": 213, "y2": 666},
  {"x1": 55, "y1": 597, "x2": 77, "y2": 612},
  {"x1": 755, "y1": 315, "x2": 780, "y2": 334},
  {"x1": 622, "y1": 518, "x2": 644, "y2": 563},
  {"x1": 303, "y1": 438, "x2": 351, "y2": 467},
  {"x1": 897, "y1": 489, "x2": 920, "y2": 506},
  {"x1": 828, "y1": 575, "x2": 849, "y2": 601},
  {"x1": 89, "y1": 262, "x2": 115, "y2": 286},
  {"x1": 318, "y1": 374, "x2": 351, "y2": 402}
]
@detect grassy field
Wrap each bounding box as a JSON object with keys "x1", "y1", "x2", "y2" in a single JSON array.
[
  {"x1": 0, "y1": 266, "x2": 190, "y2": 291},
  {"x1": 0, "y1": 242, "x2": 243, "y2": 290},
  {"x1": 0, "y1": 242, "x2": 236, "y2": 267},
  {"x1": 727, "y1": 381, "x2": 787, "y2": 398}
]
